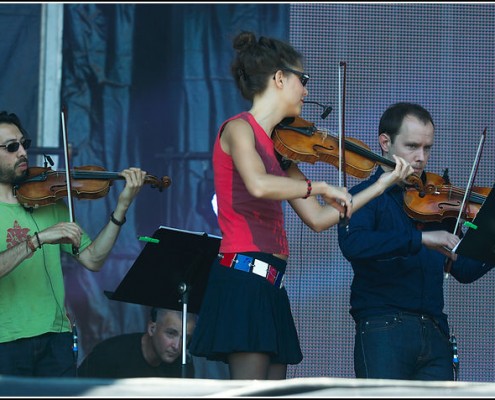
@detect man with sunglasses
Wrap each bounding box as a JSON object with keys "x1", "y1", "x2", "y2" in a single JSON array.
[{"x1": 0, "y1": 110, "x2": 146, "y2": 377}]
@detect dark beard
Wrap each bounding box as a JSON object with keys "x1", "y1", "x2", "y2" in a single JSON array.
[
  {"x1": 0, "y1": 154, "x2": 28, "y2": 184},
  {"x1": 0, "y1": 168, "x2": 28, "y2": 186},
  {"x1": 12, "y1": 170, "x2": 29, "y2": 185}
]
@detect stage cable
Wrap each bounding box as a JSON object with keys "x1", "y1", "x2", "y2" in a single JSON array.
[
  {"x1": 29, "y1": 211, "x2": 65, "y2": 333},
  {"x1": 451, "y1": 333, "x2": 459, "y2": 381}
]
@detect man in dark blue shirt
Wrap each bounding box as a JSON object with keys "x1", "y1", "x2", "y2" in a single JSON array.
[{"x1": 338, "y1": 102, "x2": 494, "y2": 381}]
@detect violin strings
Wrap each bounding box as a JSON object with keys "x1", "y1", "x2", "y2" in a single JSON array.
[{"x1": 433, "y1": 185, "x2": 487, "y2": 204}]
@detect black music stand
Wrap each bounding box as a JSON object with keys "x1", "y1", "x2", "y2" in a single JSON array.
[
  {"x1": 454, "y1": 183, "x2": 495, "y2": 264},
  {"x1": 105, "y1": 226, "x2": 221, "y2": 378}
]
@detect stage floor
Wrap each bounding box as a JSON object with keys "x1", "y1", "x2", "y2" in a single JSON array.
[{"x1": 1, "y1": 375, "x2": 495, "y2": 397}]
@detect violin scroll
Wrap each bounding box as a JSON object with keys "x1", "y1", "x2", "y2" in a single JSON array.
[{"x1": 145, "y1": 174, "x2": 172, "y2": 191}]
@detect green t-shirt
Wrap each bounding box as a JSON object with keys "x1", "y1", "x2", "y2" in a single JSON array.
[{"x1": 0, "y1": 200, "x2": 91, "y2": 342}]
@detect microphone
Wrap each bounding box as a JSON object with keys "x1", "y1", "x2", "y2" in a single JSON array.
[
  {"x1": 43, "y1": 154, "x2": 54, "y2": 168},
  {"x1": 303, "y1": 100, "x2": 333, "y2": 119},
  {"x1": 305, "y1": 99, "x2": 345, "y2": 228}
]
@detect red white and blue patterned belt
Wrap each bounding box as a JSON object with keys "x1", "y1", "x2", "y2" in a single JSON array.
[{"x1": 218, "y1": 252, "x2": 285, "y2": 288}]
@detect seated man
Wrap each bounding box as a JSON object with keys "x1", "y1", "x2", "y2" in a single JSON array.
[{"x1": 77, "y1": 307, "x2": 197, "y2": 378}]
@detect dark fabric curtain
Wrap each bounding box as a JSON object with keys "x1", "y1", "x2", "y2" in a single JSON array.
[
  {"x1": 61, "y1": 3, "x2": 146, "y2": 366},
  {"x1": 61, "y1": 3, "x2": 289, "y2": 370},
  {"x1": 0, "y1": 4, "x2": 40, "y2": 137},
  {"x1": 129, "y1": 4, "x2": 289, "y2": 237}
]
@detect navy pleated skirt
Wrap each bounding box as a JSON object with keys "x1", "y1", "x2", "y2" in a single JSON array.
[{"x1": 189, "y1": 252, "x2": 303, "y2": 365}]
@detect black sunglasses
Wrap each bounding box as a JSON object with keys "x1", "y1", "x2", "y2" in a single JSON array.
[
  {"x1": 0, "y1": 138, "x2": 31, "y2": 153},
  {"x1": 282, "y1": 67, "x2": 310, "y2": 87}
]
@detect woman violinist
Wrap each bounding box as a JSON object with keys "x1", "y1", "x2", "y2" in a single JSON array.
[
  {"x1": 188, "y1": 31, "x2": 413, "y2": 380},
  {"x1": 0, "y1": 110, "x2": 146, "y2": 378}
]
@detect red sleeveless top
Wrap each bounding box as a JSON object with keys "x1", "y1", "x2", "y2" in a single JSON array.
[{"x1": 213, "y1": 112, "x2": 289, "y2": 256}]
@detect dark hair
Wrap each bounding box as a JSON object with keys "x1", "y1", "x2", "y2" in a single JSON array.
[
  {"x1": 378, "y1": 102, "x2": 434, "y2": 143},
  {"x1": 0, "y1": 111, "x2": 29, "y2": 137},
  {"x1": 231, "y1": 31, "x2": 304, "y2": 101}
]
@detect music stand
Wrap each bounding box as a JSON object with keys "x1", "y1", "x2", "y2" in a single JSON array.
[
  {"x1": 454, "y1": 183, "x2": 495, "y2": 264},
  {"x1": 105, "y1": 226, "x2": 221, "y2": 378}
]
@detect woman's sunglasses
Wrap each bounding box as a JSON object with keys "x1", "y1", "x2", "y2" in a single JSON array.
[
  {"x1": 282, "y1": 67, "x2": 310, "y2": 87},
  {"x1": 0, "y1": 138, "x2": 32, "y2": 153}
]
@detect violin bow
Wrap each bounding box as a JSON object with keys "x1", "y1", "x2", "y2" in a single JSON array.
[
  {"x1": 444, "y1": 127, "x2": 487, "y2": 277},
  {"x1": 61, "y1": 106, "x2": 79, "y2": 256},
  {"x1": 338, "y1": 61, "x2": 349, "y2": 228}
]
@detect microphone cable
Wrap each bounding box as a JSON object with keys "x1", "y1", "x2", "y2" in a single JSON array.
[{"x1": 303, "y1": 100, "x2": 333, "y2": 120}]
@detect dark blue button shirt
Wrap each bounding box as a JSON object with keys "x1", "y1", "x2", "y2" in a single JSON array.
[{"x1": 337, "y1": 167, "x2": 494, "y2": 335}]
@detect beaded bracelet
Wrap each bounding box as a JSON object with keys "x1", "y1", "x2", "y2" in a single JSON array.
[
  {"x1": 302, "y1": 179, "x2": 312, "y2": 199},
  {"x1": 26, "y1": 235, "x2": 37, "y2": 252},
  {"x1": 110, "y1": 211, "x2": 126, "y2": 226}
]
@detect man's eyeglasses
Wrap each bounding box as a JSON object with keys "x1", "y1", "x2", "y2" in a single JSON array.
[
  {"x1": 282, "y1": 67, "x2": 310, "y2": 87},
  {"x1": 0, "y1": 138, "x2": 31, "y2": 153}
]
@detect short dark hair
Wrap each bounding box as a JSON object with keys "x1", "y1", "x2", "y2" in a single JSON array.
[
  {"x1": 0, "y1": 111, "x2": 29, "y2": 137},
  {"x1": 378, "y1": 102, "x2": 434, "y2": 143}
]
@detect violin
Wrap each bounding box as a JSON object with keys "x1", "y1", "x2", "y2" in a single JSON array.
[
  {"x1": 403, "y1": 171, "x2": 491, "y2": 223},
  {"x1": 272, "y1": 116, "x2": 423, "y2": 188},
  {"x1": 13, "y1": 165, "x2": 172, "y2": 209}
]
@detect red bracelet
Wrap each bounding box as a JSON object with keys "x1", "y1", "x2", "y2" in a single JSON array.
[
  {"x1": 26, "y1": 235, "x2": 37, "y2": 252},
  {"x1": 302, "y1": 179, "x2": 312, "y2": 199}
]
